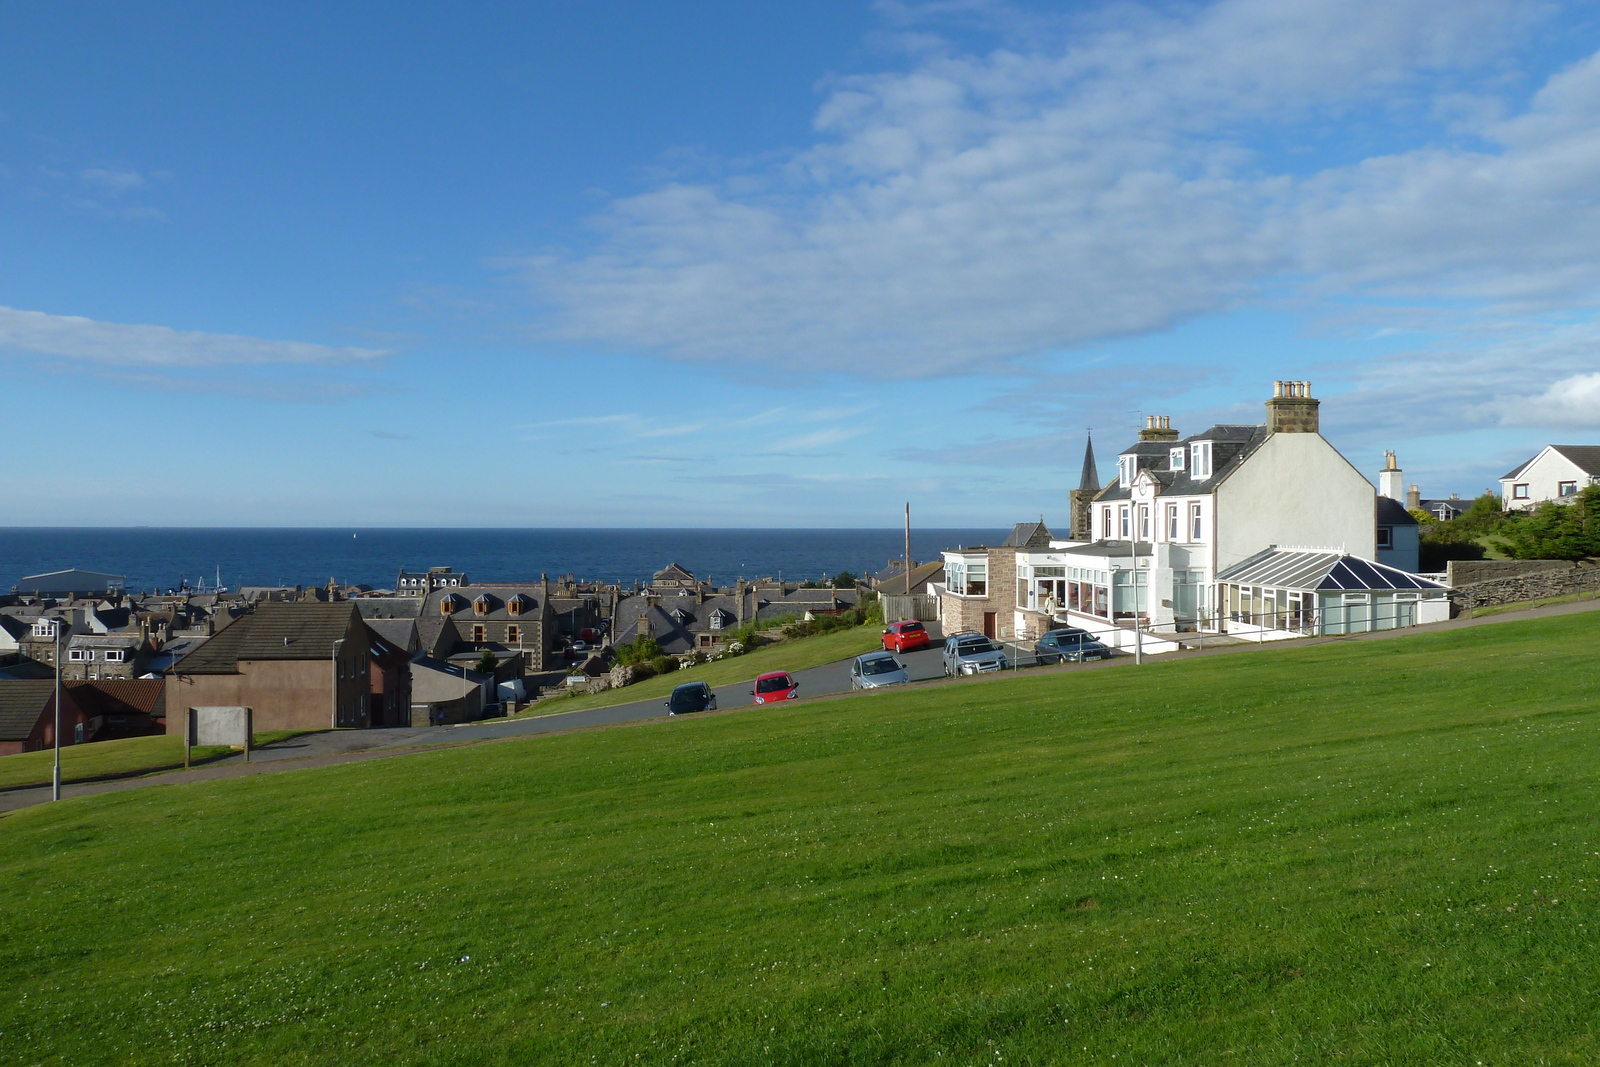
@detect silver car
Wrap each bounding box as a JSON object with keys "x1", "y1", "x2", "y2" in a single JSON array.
[
  {"x1": 942, "y1": 632, "x2": 1009, "y2": 676},
  {"x1": 850, "y1": 650, "x2": 910, "y2": 690}
]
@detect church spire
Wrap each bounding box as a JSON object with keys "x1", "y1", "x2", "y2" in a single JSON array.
[{"x1": 1077, "y1": 431, "x2": 1099, "y2": 492}]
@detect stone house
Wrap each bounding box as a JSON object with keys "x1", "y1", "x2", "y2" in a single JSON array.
[
  {"x1": 416, "y1": 580, "x2": 558, "y2": 671},
  {"x1": 938, "y1": 522, "x2": 1053, "y2": 639}
]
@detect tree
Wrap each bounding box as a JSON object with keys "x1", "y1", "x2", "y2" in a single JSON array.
[
  {"x1": 1492, "y1": 485, "x2": 1600, "y2": 560},
  {"x1": 475, "y1": 649, "x2": 498, "y2": 675},
  {"x1": 832, "y1": 571, "x2": 858, "y2": 589},
  {"x1": 613, "y1": 635, "x2": 663, "y2": 666}
]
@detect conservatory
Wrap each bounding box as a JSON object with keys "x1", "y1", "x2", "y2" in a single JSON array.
[{"x1": 1215, "y1": 548, "x2": 1449, "y2": 636}]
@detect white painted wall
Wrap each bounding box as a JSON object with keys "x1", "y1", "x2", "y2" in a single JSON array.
[
  {"x1": 1215, "y1": 434, "x2": 1376, "y2": 571},
  {"x1": 1499, "y1": 447, "x2": 1597, "y2": 511}
]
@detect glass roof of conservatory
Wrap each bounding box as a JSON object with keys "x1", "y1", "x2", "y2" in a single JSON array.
[{"x1": 1216, "y1": 549, "x2": 1446, "y2": 592}]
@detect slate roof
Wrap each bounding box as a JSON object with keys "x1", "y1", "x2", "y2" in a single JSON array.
[
  {"x1": 16, "y1": 569, "x2": 125, "y2": 595},
  {"x1": 354, "y1": 597, "x2": 423, "y2": 620},
  {"x1": 171, "y1": 602, "x2": 361, "y2": 674},
  {"x1": 421, "y1": 585, "x2": 543, "y2": 621},
  {"x1": 1098, "y1": 424, "x2": 1269, "y2": 502},
  {"x1": 0, "y1": 680, "x2": 54, "y2": 742},
  {"x1": 1003, "y1": 521, "x2": 1055, "y2": 548},
  {"x1": 1375, "y1": 497, "x2": 1419, "y2": 527},
  {"x1": 1503, "y1": 445, "x2": 1600, "y2": 480},
  {"x1": 875, "y1": 560, "x2": 944, "y2": 596},
  {"x1": 365, "y1": 618, "x2": 420, "y2": 653},
  {"x1": 1078, "y1": 433, "x2": 1100, "y2": 492},
  {"x1": 1216, "y1": 549, "x2": 1445, "y2": 591},
  {"x1": 1053, "y1": 539, "x2": 1154, "y2": 559}
]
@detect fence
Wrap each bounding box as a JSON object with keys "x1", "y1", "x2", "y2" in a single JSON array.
[{"x1": 881, "y1": 594, "x2": 939, "y2": 622}]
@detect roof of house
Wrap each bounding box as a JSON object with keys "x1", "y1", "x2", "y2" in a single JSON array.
[
  {"x1": 0, "y1": 679, "x2": 54, "y2": 741},
  {"x1": 875, "y1": 560, "x2": 944, "y2": 596},
  {"x1": 1003, "y1": 521, "x2": 1055, "y2": 548},
  {"x1": 171, "y1": 601, "x2": 361, "y2": 674},
  {"x1": 652, "y1": 562, "x2": 696, "y2": 583},
  {"x1": 64, "y1": 678, "x2": 165, "y2": 717},
  {"x1": 1097, "y1": 424, "x2": 1270, "y2": 502},
  {"x1": 365, "y1": 618, "x2": 420, "y2": 653},
  {"x1": 1216, "y1": 548, "x2": 1444, "y2": 591},
  {"x1": 1503, "y1": 445, "x2": 1600, "y2": 480},
  {"x1": 1375, "y1": 497, "x2": 1419, "y2": 526},
  {"x1": 354, "y1": 597, "x2": 423, "y2": 620},
  {"x1": 1078, "y1": 434, "x2": 1100, "y2": 492}
]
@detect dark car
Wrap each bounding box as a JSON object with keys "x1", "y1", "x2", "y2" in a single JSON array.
[
  {"x1": 1033, "y1": 627, "x2": 1113, "y2": 665},
  {"x1": 665, "y1": 681, "x2": 718, "y2": 715}
]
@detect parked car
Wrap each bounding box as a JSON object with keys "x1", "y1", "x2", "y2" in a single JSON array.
[
  {"x1": 751, "y1": 671, "x2": 799, "y2": 704},
  {"x1": 665, "y1": 681, "x2": 717, "y2": 715},
  {"x1": 881, "y1": 619, "x2": 932, "y2": 653},
  {"x1": 850, "y1": 650, "x2": 910, "y2": 689},
  {"x1": 570, "y1": 640, "x2": 588, "y2": 652},
  {"x1": 942, "y1": 632, "x2": 1009, "y2": 676},
  {"x1": 1033, "y1": 627, "x2": 1114, "y2": 665},
  {"x1": 579, "y1": 627, "x2": 600, "y2": 643}
]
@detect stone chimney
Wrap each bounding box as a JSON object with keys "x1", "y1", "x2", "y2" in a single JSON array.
[
  {"x1": 735, "y1": 579, "x2": 746, "y2": 623},
  {"x1": 1407, "y1": 484, "x2": 1421, "y2": 509},
  {"x1": 1137, "y1": 415, "x2": 1180, "y2": 443},
  {"x1": 1265, "y1": 380, "x2": 1319, "y2": 434},
  {"x1": 1379, "y1": 451, "x2": 1404, "y2": 501}
]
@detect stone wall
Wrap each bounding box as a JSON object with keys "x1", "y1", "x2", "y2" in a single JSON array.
[
  {"x1": 1446, "y1": 558, "x2": 1577, "y2": 586},
  {"x1": 1448, "y1": 559, "x2": 1600, "y2": 612},
  {"x1": 938, "y1": 548, "x2": 1019, "y2": 638}
]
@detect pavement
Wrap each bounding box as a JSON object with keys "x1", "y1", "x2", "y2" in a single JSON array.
[{"x1": 4, "y1": 594, "x2": 1597, "y2": 815}]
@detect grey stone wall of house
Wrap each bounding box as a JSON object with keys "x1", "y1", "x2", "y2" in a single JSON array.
[
  {"x1": 1068, "y1": 488, "x2": 1096, "y2": 541},
  {"x1": 1448, "y1": 559, "x2": 1600, "y2": 612},
  {"x1": 1446, "y1": 559, "x2": 1579, "y2": 586}
]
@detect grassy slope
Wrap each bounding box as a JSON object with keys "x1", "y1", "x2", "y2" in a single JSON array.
[
  {"x1": 0, "y1": 730, "x2": 323, "y2": 792},
  {"x1": 524, "y1": 624, "x2": 886, "y2": 715},
  {"x1": 3, "y1": 614, "x2": 1600, "y2": 1065}
]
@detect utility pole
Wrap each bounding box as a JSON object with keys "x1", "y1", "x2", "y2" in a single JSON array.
[{"x1": 904, "y1": 502, "x2": 912, "y2": 601}]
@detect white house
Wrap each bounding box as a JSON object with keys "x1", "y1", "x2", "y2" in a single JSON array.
[
  {"x1": 1374, "y1": 451, "x2": 1421, "y2": 573},
  {"x1": 1499, "y1": 445, "x2": 1600, "y2": 511},
  {"x1": 1011, "y1": 381, "x2": 1420, "y2": 643}
]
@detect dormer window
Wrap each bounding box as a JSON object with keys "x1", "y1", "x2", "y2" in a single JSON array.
[
  {"x1": 473, "y1": 596, "x2": 491, "y2": 616},
  {"x1": 1118, "y1": 455, "x2": 1137, "y2": 488},
  {"x1": 1169, "y1": 447, "x2": 1185, "y2": 471},
  {"x1": 1191, "y1": 442, "x2": 1213, "y2": 479},
  {"x1": 507, "y1": 595, "x2": 525, "y2": 616},
  {"x1": 440, "y1": 594, "x2": 462, "y2": 616}
]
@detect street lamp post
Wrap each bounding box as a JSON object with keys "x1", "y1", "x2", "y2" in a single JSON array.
[
  {"x1": 331, "y1": 638, "x2": 346, "y2": 729},
  {"x1": 52, "y1": 620, "x2": 62, "y2": 802}
]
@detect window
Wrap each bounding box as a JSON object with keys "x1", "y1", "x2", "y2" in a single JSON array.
[
  {"x1": 104, "y1": 649, "x2": 124, "y2": 662},
  {"x1": 1166, "y1": 504, "x2": 1179, "y2": 540},
  {"x1": 74, "y1": 723, "x2": 85, "y2": 744},
  {"x1": 1119, "y1": 455, "x2": 1136, "y2": 487},
  {"x1": 1169, "y1": 447, "x2": 1185, "y2": 470},
  {"x1": 1189, "y1": 502, "x2": 1203, "y2": 542},
  {"x1": 1191, "y1": 442, "x2": 1213, "y2": 479},
  {"x1": 1559, "y1": 481, "x2": 1578, "y2": 497},
  {"x1": 1513, "y1": 483, "x2": 1530, "y2": 499},
  {"x1": 472, "y1": 624, "x2": 485, "y2": 642},
  {"x1": 474, "y1": 598, "x2": 490, "y2": 616},
  {"x1": 1033, "y1": 566, "x2": 1065, "y2": 577},
  {"x1": 965, "y1": 562, "x2": 987, "y2": 597},
  {"x1": 1119, "y1": 506, "x2": 1131, "y2": 539},
  {"x1": 506, "y1": 624, "x2": 520, "y2": 643},
  {"x1": 1101, "y1": 507, "x2": 1112, "y2": 537},
  {"x1": 1138, "y1": 505, "x2": 1151, "y2": 541},
  {"x1": 69, "y1": 648, "x2": 89, "y2": 661},
  {"x1": 1376, "y1": 526, "x2": 1393, "y2": 549},
  {"x1": 507, "y1": 597, "x2": 523, "y2": 616},
  {"x1": 708, "y1": 614, "x2": 724, "y2": 630}
]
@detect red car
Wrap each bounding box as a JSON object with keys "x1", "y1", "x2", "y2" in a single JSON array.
[
  {"x1": 751, "y1": 671, "x2": 799, "y2": 704},
  {"x1": 881, "y1": 620, "x2": 932, "y2": 653}
]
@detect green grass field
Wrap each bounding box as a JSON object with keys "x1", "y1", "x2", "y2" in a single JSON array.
[
  {"x1": 3, "y1": 612, "x2": 1599, "y2": 1065},
  {"x1": 523, "y1": 623, "x2": 886, "y2": 715},
  {"x1": 0, "y1": 730, "x2": 324, "y2": 792}
]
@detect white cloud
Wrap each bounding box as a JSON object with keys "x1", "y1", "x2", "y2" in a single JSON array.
[
  {"x1": 0, "y1": 306, "x2": 386, "y2": 367},
  {"x1": 79, "y1": 168, "x2": 147, "y2": 195},
  {"x1": 1498, "y1": 371, "x2": 1600, "y2": 429},
  {"x1": 517, "y1": 0, "x2": 1591, "y2": 380}
]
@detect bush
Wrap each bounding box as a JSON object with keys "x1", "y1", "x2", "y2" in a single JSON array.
[
  {"x1": 833, "y1": 571, "x2": 857, "y2": 589},
  {"x1": 614, "y1": 635, "x2": 663, "y2": 666},
  {"x1": 649, "y1": 655, "x2": 679, "y2": 676},
  {"x1": 1493, "y1": 485, "x2": 1600, "y2": 561}
]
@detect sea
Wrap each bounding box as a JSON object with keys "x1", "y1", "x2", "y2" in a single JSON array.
[{"x1": 0, "y1": 528, "x2": 1006, "y2": 594}]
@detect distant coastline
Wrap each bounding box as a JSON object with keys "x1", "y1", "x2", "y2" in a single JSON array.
[{"x1": 0, "y1": 527, "x2": 1006, "y2": 594}]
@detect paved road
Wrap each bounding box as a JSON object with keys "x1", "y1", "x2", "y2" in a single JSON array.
[{"x1": 5, "y1": 597, "x2": 1597, "y2": 813}]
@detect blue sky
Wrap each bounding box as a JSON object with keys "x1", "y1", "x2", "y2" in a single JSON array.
[{"x1": 4, "y1": 0, "x2": 1600, "y2": 527}]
